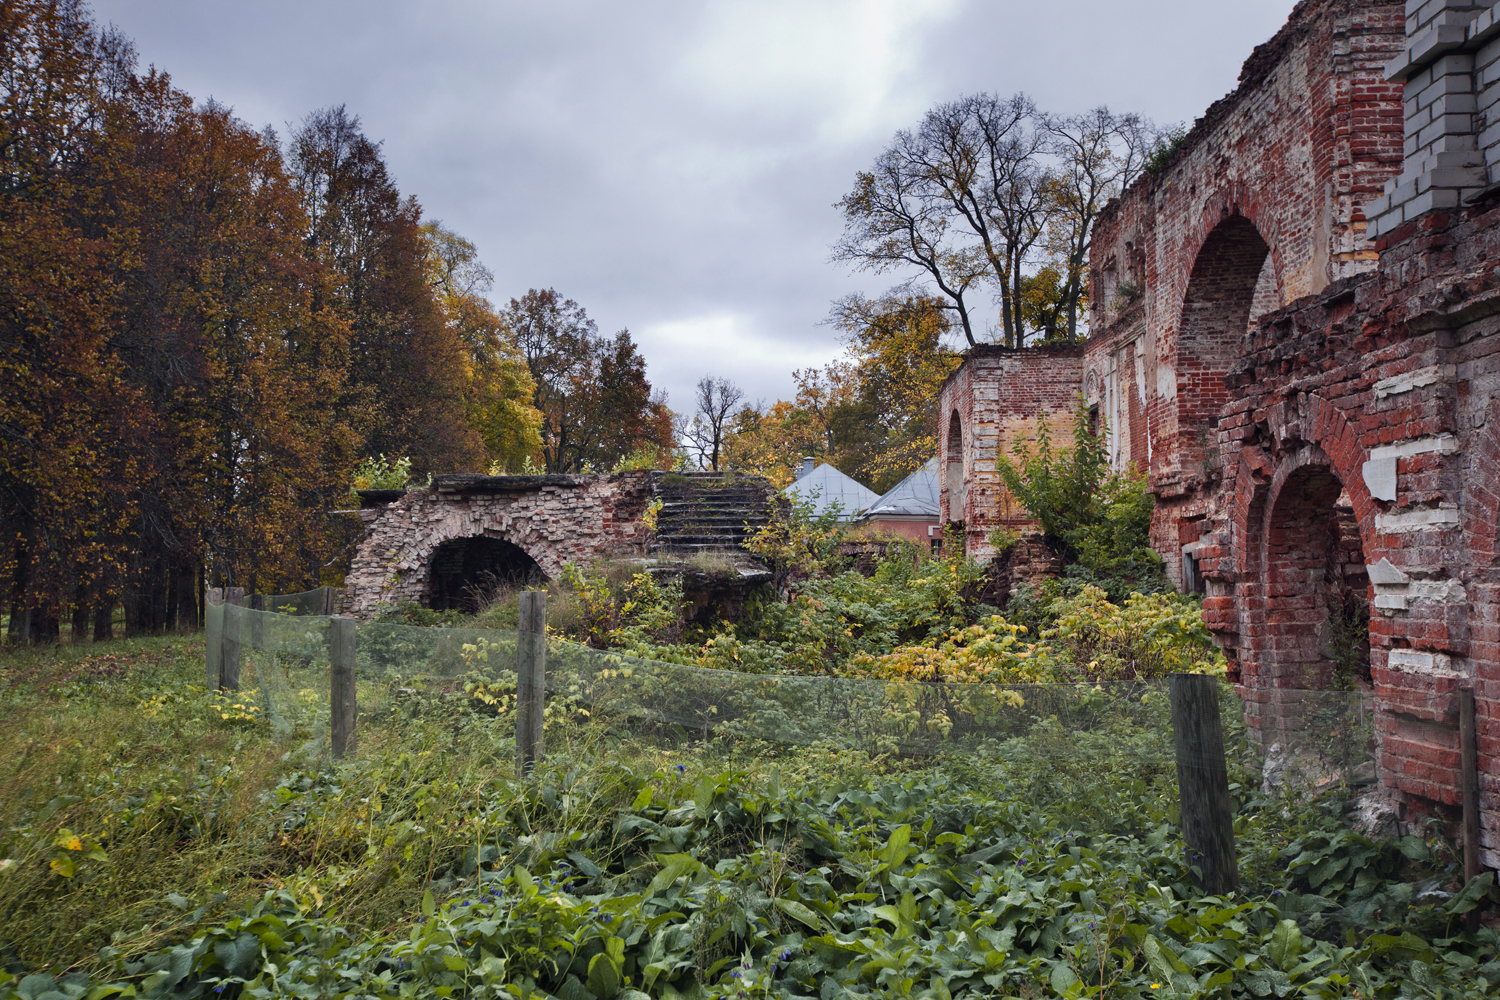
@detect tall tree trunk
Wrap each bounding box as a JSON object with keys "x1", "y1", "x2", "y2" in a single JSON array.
[
  {"x1": 165, "y1": 562, "x2": 180, "y2": 631},
  {"x1": 176, "y1": 558, "x2": 200, "y2": 629},
  {"x1": 71, "y1": 573, "x2": 91, "y2": 644},
  {"x1": 93, "y1": 591, "x2": 115, "y2": 640},
  {"x1": 8, "y1": 529, "x2": 31, "y2": 646}
]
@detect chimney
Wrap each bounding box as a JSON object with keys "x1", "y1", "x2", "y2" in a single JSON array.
[{"x1": 799, "y1": 456, "x2": 815, "y2": 479}]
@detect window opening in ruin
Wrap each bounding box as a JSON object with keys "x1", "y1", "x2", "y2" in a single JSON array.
[
  {"x1": 1177, "y1": 216, "x2": 1272, "y2": 472},
  {"x1": 1260, "y1": 466, "x2": 1371, "y2": 693},
  {"x1": 945, "y1": 410, "x2": 964, "y2": 523},
  {"x1": 427, "y1": 536, "x2": 546, "y2": 613}
]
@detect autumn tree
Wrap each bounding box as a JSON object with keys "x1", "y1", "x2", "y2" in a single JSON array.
[
  {"x1": 502, "y1": 289, "x2": 672, "y2": 473},
  {"x1": 289, "y1": 106, "x2": 482, "y2": 477},
  {"x1": 111, "y1": 83, "x2": 356, "y2": 610},
  {"x1": 722, "y1": 296, "x2": 958, "y2": 492},
  {"x1": 1, "y1": 0, "x2": 141, "y2": 641},
  {"x1": 829, "y1": 293, "x2": 961, "y2": 487},
  {"x1": 420, "y1": 220, "x2": 542, "y2": 471}
]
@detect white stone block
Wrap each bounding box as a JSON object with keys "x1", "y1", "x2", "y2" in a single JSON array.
[
  {"x1": 1375, "y1": 507, "x2": 1462, "y2": 531},
  {"x1": 1368, "y1": 558, "x2": 1411, "y2": 585},
  {"x1": 1363, "y1": 456, "x2": 1398, "y2": 500},
  {"x1": 1368, "y1": 432, "x2": 1461, "y2": 458}
]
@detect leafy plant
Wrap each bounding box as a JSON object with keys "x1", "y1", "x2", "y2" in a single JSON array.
[
  {"x1": 741, "y1": 492, "x2": 850, "y2": 580},
  {"x1": 996, "y1": 400, "x2": 1168, "y2": 593},
  {"x1": 1143, "y1": 122, "x2": 1190, "y2": 176},
  {"x1": 350, "y1": 454, "x2": 413, "y2": 492}
]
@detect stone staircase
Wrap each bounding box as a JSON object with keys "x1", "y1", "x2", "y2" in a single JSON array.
[{"x1": 647, "y1": 471, "x2": 777, "y2": 558}]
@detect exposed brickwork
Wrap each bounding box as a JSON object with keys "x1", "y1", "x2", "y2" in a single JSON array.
[
  {"x1": 939, "y1": 0, "x2": 1500, "y2": 862},
  {"x1": 343, "y1": 474, "x2": 657, "y2": 617},
  {"x1": 936, "y1": 346, "x2": 1084, "y2": 560}
]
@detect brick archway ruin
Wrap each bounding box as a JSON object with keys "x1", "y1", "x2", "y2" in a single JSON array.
[
  {"x1": 342, "y1": 473, "x2": 657, "y2": 618},
  {"x1": 341, "y1": 471, "x2": 779, "y2": 620},
  {"x1": 940, "y1": 0, "x2": 1500, "y2": 860},
  {"x1": 1174, "y1": 215, "x2": 1273, "y2": 474}
]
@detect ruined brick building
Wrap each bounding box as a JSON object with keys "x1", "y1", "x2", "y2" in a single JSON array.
[{"x1": 940, "y1": 0, "x2": 1500, "y2": 862}]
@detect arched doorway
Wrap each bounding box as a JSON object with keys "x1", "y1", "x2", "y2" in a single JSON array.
[
  {"x1": 1177, "y1": 216, "x2": 1273, "y2": 467},
  {"x1": 426, "y1": 536, "x2": 546, "y2": 613},
  {"x1": 945, "y1": 410, "x2": 964, "y2": 524},
  {"x1": 1255, "y1": 462, "x2": 1371, "y2": 690}
]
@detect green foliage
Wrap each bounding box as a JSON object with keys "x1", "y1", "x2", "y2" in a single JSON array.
[
  {"x1": 0, "y1": 636, "x2": 1493, "y2": 999},
  {"x1": 559, "y1": 563, "x2": 685, "y2": 651},
  {"x1": 847, "y1": 584, "x2": 1222, "y2": 684},
  {"x1": 995, "y1": 403, "x2": 1107, "y2": 546},
  {"x1": 373, "y1": 601, "x2": 466, "y2": 628},
  {"x1": 742, "y1": 492, "x2": 850, "y2": 579},
  {"x1": 1044, "y1": 585, "x2": 1226, "y2": 679},
  {"x1": 996, "y1": 401, "x2": 1169, "y2": 593},
  {"x1": 1327, "y1": 588, "x2": 1371, "y2": 690},
  {"x1": 350, "y1": 454, "x2": 413, "y2": 493},
  {"x1": 1143, "y1": 123, "x2": 1191, "y2": 176}
]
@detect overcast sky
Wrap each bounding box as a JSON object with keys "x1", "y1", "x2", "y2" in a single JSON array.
[{"x1": 90, "y1": 0, "x2": 1298, "y2": 414}]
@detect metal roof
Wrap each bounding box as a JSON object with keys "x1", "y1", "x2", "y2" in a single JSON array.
[
  {"x1": 784, "y1": 461, "x2": 879, "y2": 521},
  {"x1": 862, "y1": 457, "x2": 940, "y2": 519}
]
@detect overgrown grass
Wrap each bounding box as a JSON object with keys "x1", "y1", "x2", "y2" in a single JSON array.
[
  {"x1": 2, "y1": 635, "x2": 1496, "y2": 998},
  {"x1": 0, "y1": 635, "x2": 896, "y2": 976}
]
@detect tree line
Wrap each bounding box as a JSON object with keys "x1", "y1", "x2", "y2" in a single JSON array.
[{"x1": 1, "y1": 0, "x2": 672, "y2": 643}]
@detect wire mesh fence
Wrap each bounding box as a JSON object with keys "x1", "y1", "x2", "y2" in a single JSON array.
[{"x1": 204, "y1": 597, "x2": 1380, "y2": 789}]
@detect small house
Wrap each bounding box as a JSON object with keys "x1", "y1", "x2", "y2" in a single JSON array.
[
  {"x1": 783, "y1": 457, "x2": 877, "y2": 522},
  {"x1": 858, "y1": 458, "x2": 941, "y2": 551}
]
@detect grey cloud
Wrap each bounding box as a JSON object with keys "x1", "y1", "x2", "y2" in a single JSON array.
[{"x1": 91, "y1": 0, "x2": 1297, "y2": 412}]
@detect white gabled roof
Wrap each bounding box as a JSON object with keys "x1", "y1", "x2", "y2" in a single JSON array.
[
  {"x1": 784, "y1": 461, "x2": 879, "y2": 522},
  {"x1": 862, "y1": 457, "x2": 939, "y2": 519}
]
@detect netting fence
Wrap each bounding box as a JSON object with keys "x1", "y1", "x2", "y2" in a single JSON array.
[{"x1": 203, "y1": 590, "x2": 1379, "y2": 794}]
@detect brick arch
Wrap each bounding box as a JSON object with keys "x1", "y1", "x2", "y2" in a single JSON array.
[
  {"x1": 1173, "y1": 186, "x2": 1284, "y2": 309},
  {"x1": 1172, "y1": 210, "x2": 1277, "y2": 471},
  {"x1": 344, "y1": 478, "x2": 655, "y2": 617},
  {"x1": 1216, "y1": 394, "x2": 1381, "y2": 690},
  {"x1": 945, "y1": 409, "x2": 965, "y2": 524},
  {"x1": 386, "y1": 506, "x2": 569, "y2": 601},
  {"x1": 1295, "y1": 393, "x2": 1383, "y2": 561}
]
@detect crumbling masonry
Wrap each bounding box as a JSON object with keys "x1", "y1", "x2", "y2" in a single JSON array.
[{"x1": 940, "y1": 0, "x2": 1500, "y2": 861}]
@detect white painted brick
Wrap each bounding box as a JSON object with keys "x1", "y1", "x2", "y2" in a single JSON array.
[
  {"x1": 1430, "y1": 92, "x2": 1479, "y2": 115},
  {"x1": 1417, "y1": 70, "x2": 1475, "y2": 110},
  {"x1": 1418, "y1": 113, "x2": 1475, "y2": 147}
]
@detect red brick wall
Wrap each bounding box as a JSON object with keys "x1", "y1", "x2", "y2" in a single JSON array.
[
  {"x1": 937, "y1": 345, "x2": 1084, "y2": 560},
  {"x1": 946, "y1": 0, "x2": 1500, "y2": 855},
  {"x1": 1185, "y1": 184, "x2": 1500, "y2": 860},
  {"x1": 1085, "y1": 0, "x2": 1406, "y2": 587}
]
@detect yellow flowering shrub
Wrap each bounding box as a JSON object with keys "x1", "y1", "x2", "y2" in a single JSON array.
[
  {"x1": 847, "y1": 616, "x2": 1066, "y2": 683},
  {"x1": 1045, "y1": 585, "x2": 1225, "y2": 679},
  {"x1": 840, "y1": 585, "x2": 1223, "y2": 683}
]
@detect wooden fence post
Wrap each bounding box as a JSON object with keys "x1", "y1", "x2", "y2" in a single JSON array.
[
  {"x1": 221, "y1": 587, "x2": 246, "y2": 691},
  {"x1": 1461, "y1": 687, "x2": 1482, "y2": 884},
  {"x1": 516, "y1": 591, "x2": 547, "y2": 777},
  {"x1": 331, "y1": 616, "x2": 357, "y2": 760},
  {"x1": 320, "y1": 585, "x2": 336, "y2": 616},
  {"x1": 1170, "y1": 673, "x2": 1239, "y2": 895},
  {"x1": 205, "y1": 587, "x2": 224, "y2": 688}
]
